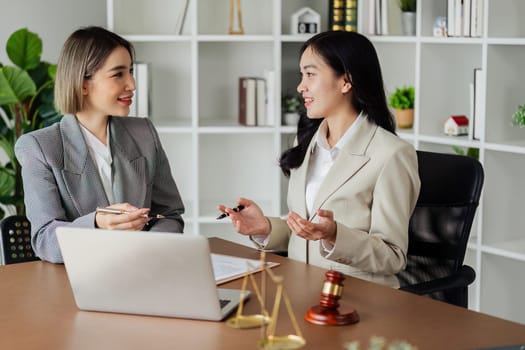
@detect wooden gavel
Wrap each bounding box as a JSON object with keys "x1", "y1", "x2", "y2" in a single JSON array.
[{"x1": 304, "y1": 270, "x2": 360, "y2": 326}]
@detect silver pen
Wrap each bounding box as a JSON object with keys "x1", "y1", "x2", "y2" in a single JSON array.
[{"x1": 96, "y1": 207, "x2": 165, "y2": 219}]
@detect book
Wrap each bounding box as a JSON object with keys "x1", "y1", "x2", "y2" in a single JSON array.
[
  {"x1": 380, "y1": 0, "x2": 388, "y2": 35},
  {"x1": 473, "y1": 68, "x2": 484, "y2": 140},
  {"x1": 469, "y1": 81, "x2": 475, "y2": 140},
  {"x1": 344, "y1": 0, "x2": 358, "y2": 32},
  {"x1": 447, "y1": 0, "x2": 456, "y2": 36},
  {"x1": 239, "y1": 77, "x2": 257, "y2": 126},
  {"x1": 329, "y1": 0, "x2": 345, "y2": 31},
  {"x1": 256, "y1": 78, "x2": 267, "y2": 127},
  {"x1": 129, "y1": 62, "x2": 150, "y2": 118},
  {"x1": 463, "y1": 0, "x2": 471, "y2": 37},
  {"x1": 375, "y1": 0, "x2": 382, "y2": 34},
  {"x1": 211, "y1": 253, "x2": 279, "y2": 285},
  {"x1": 470, "y1": 0, "x2": 483, "y2": 37},
  {"x1": 454, "y1": 0, "x2": 463, "y2": 37},
  {"x1": 367, "y1": 0, "x2": 376, "y2": 34}
]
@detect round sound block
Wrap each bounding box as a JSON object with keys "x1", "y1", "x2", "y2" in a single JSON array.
[{"x1": 304, "y1": 304, "x2": 360, "y2": 326}]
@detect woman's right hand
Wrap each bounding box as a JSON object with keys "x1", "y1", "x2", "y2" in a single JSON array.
[
  {"x1": 217, "y1": 198, "x2": 270, "y2": 236},
  {"x1": 95, "y1": 203, "x2": 150, "y2": 230}
]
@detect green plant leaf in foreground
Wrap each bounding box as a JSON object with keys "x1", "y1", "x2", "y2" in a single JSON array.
[{"x1": 6, "y1": 28, "x2": 42, "y2": 71}]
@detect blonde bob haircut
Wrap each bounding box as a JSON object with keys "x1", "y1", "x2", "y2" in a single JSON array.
[{"x1": 55, "y1": 26, "x2": 135, "y2": 114}]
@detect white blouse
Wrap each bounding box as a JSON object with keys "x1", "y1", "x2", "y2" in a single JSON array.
[
  {"x1": 305, "y1": 112, "x2": 364, "y2": 217},
  {"x1": 79, "y1": 123, "x2": 114, "y2": 204}
]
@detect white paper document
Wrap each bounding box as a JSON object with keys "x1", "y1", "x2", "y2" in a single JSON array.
[{"x1": 211, "y1": 253, "x2": 279, "y2": 285}]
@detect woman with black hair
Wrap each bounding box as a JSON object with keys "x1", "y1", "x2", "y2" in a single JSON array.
[{"x1": 218, "y1": 31, "x2": 420, "y2": 288}]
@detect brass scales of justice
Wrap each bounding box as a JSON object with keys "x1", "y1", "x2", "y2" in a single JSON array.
[
  {"x1": 226, "y1": 251, "x2": 306, "y2": 349},
  {"x1": 226, "y1": 251, "x2": 360, "y2": 349}
]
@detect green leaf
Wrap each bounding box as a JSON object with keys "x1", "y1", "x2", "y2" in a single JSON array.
[
  {"x1": 0, "y1": 135, "x2": 16, "y2": 162},
  {"x1": 452, "y1": 146, "x2": 465, "y2": 156},
  {"x1": 48, "y1": 63, "x2": 57, "y2": 80},
  {"x1": 0, "y1": 167, "x2": 16, "y2": 198},
  {"x1": 389, "y1": 86, "x2": 415, "y2": 109},
  {"x1": 6, "y1": 28, "x2": 42, "y2": 71},
  {"x1": 0, "y1": 28, "x2": 61, "y2": 215},
  {"x1": 0, "y1": 66, "x2": 37, "y2": 105}
]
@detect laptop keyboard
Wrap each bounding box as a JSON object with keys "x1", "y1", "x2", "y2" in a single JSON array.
[{"x1": 219, "y1": 299, "x2": 231, "y2": 309}]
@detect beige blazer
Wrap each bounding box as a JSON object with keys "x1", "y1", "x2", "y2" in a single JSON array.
[{"x1": 264, "y1": 117, "x2": 420, "y2": 288}]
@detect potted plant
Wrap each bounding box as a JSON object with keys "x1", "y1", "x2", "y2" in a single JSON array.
[
  {"x1": 452, "y1": 146, "x2": 479, "y2": 160},
  {"x1": 389, "y1": 86, "x2": 415, "y2": 129},
  {"x1": 0, "y1": 28, "x2": 61, "y2": 219},
  {"x1": 511, "y1": 104, "x2": 525, "y2": 128},
  {"x1": 398, "y1": 0, "x2": 417, "y2": 36},
  {"x1": 282, "y1": 92, "x2": 303, "y2": 126}
]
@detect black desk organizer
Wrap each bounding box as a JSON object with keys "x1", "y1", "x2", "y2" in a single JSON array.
[{"x1": 1, "y1": 215, "x2": 39, "y2": 264}]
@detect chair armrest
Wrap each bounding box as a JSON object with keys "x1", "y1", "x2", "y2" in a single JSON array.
[{"x1": 400, "y1": 265, "x2": 476, "y2": 296}]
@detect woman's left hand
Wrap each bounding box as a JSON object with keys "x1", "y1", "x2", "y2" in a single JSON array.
[{"x1": 287, "y1": 209, "x2": 337, "y2": 244}]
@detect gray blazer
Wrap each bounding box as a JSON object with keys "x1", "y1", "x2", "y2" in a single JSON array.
[
  {"x1": 15, "y1": 114, "x2": 185, "y2": 263},
  {"x1": 264, "y1": 117, "x2": 420, "y2": 288}
]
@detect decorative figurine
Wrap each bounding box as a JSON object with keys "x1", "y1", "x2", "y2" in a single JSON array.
[
  {"x1": 291, "y1": 7, "x2": 321, "y2": 35},
  {"x1": 228, "y1": 0, "x2": 244, "y2": 34},
  {"x1": 433, "y1": 16, "x2": 448, "y2": 37}
]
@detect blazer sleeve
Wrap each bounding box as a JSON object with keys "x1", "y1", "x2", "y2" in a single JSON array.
[
  {"x1": 143, "y1": 119, "x2": 185, "y2": 233},
  {"x1": 323, "y1": 142, "x2": 420, "y2": 274},
  {"x1": 14, "y1": 134, "x2": 98, "y2": 263}
]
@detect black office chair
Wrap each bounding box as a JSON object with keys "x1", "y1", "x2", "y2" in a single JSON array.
[
  {"x1": 397, "y1": 150, "x2": 484, "y2": 308},
  {"x1": 0, "y1": 215, "x2": 39, "y2": 264}
]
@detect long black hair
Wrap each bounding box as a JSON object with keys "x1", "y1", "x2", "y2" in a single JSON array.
[{"x1": 279, "y1": 31, "x2": 395, "y2": 177}]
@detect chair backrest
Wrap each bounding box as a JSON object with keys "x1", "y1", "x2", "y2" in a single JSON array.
[
  {"x1": 0, "y1": 215, "x2": 39, "y2": 264},
  {"x1": 397, "y1": 150, "x2": 484, "y2": 304}
]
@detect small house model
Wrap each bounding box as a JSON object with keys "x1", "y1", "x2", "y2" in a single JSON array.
[
  {"x1": 444, "y1": 115, "x2": 469, "y2": 136},
  {"x1": 291, "y1": 7, "x2": 320, "y2": 35}
]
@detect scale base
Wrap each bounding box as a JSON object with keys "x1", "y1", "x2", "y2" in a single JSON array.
[
  {"x1": 226, "y1": 314, "x2": 270, "y2": 329},
  {"x1": 258, "y1": 335, "x2": 306, "y2": 350}
]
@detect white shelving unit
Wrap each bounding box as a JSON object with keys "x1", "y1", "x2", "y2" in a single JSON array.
[{"x1": 107, "y1": 0, "x2": 525, "y2": 324}]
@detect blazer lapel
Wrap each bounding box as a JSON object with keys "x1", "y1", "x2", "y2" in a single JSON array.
[
  {"x1": 109, "y1": 118, "x2": 147, "y2": 206},
  {"x1": 60, "y1": 115, "x2": 109, "y2": 215},
  {"x1": 310, "y1": 118, "x2": 377, "y2": 218}
]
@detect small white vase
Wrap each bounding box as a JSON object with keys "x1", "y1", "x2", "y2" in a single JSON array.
[
  {"x1": 284, "y1": 112, "x2": 300, "y2": 126},
  {"x1": 401, "y1": 12, "x2": 416, "y2": 36}
]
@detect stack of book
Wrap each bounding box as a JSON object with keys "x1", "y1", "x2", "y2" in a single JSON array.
[
  {"x1": 328, "y1": 0, "x2": 358, "y2": 32},
  {"x1": 238, "y1": 71, "x2": 275, "y2": 127},
  {"x1": 360, "y1": 0, "x2": 403, "y2": 36},
  {"x1": 447, "y1": 0, "x2": 483, "y2": 37}
]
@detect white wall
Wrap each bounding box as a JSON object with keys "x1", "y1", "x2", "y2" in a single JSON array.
[{"x1": 0, "y1": 0, "x2": 106, "y2": 64}]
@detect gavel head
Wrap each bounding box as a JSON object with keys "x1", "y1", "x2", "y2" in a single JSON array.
[{"x1": 319, "y1": 270, "x2": 345, "y2": 309}]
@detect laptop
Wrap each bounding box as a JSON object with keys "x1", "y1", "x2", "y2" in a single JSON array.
[{"x1": 56, "y1": 227, "x2": 248, "y2": 321}]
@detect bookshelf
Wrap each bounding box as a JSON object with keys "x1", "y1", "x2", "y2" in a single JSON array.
[{"x1": 107, "y1": 0, "x2": 525, "y2": 324}]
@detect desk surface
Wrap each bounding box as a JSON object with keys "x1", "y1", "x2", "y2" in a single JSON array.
[{"x1": 1, "y1": 237, "x2": 524, "y2": 350}]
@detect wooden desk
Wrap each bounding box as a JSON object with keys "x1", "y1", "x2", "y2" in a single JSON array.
[{"x1": 1, "y1": 238, "x2": 524, "y2": 350}]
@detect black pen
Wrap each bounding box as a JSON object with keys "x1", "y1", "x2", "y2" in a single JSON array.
[
  {"x1": 216, "y1": 205, "x2": 245, "y2": 220},
  {"x1": 96, "y1": 207, "x2": 166, "y2": 219}
]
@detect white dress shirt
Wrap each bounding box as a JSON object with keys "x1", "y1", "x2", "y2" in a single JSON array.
[
  {"x1": 79, "y1": 123, "x2": 114, "y2": 204},
  {"x1": 305, "y1": 112, "x2": 364, "y2": 217},
  {"x1": 306, "y1": 113, "x2": 363, "y2": 251}
]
